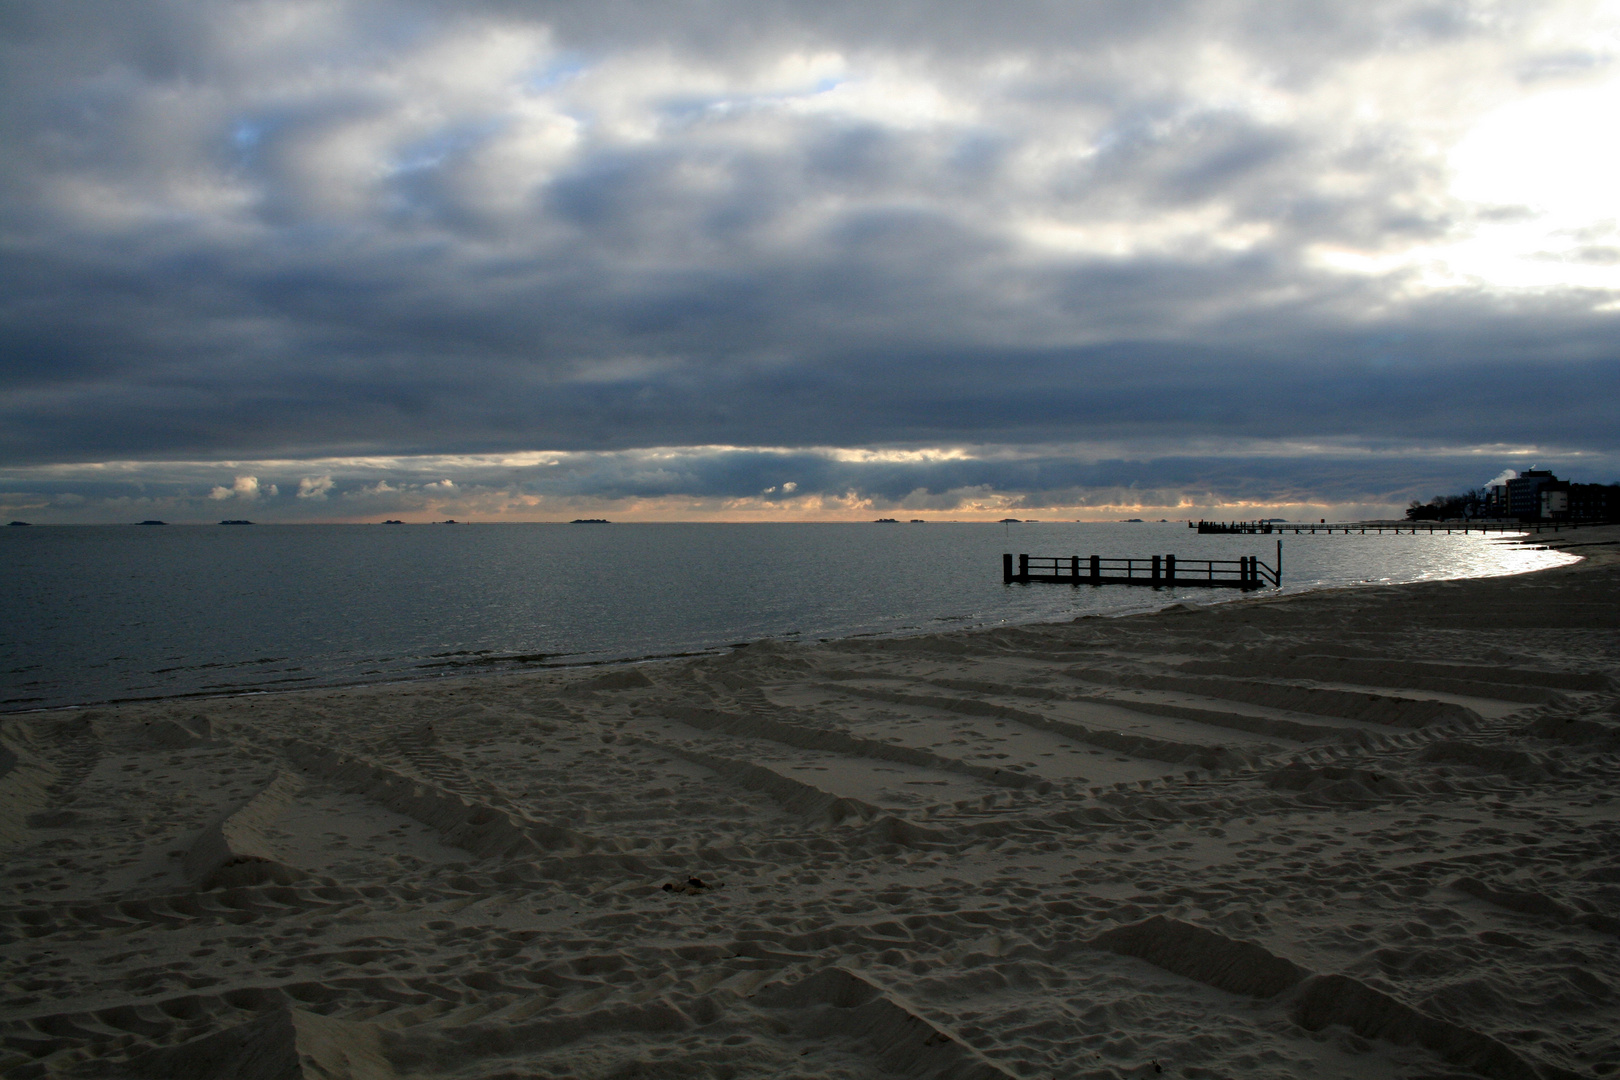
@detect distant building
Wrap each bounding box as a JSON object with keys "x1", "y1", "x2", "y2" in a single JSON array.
[
  {"x1": 1570, "y1": 484, "x2": 1619, "y2": 521},
  {"x1": 1412, "y1": 468, "x2": 1615, "y2": 522},
  {"x1": 1506, "y1": 468, "x2": 1557, "y2": 520},
  {"x1": 1484, "y1": 469, "x2": 1618, "y2": 521},
  {"x1": 1540, "y1": 482, "x2": 1568, "y2": 519},
  {"x1": 1537, "y1": 480, "x2": 1619, "y2": 522}
]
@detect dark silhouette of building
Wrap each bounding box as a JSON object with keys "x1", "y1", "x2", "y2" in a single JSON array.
[
  {"x1": 1537, "y1": 479, "x2": 1619, "y2": 521},
  {"x1": 1506, "y1": 469, "x2": 1557, "y2": 520},
  {"x1": 1433, "y1": 469, "x2": 1615, "y2": 521}
]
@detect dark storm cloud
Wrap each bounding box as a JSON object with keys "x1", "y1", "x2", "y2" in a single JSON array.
[{"x1": 1, "y1": 0, "x2": 1616, "y2": 517}]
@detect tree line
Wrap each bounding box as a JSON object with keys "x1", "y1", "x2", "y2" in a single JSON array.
[{"x1": 1405, "y1": 490, "x2": 1485, "y2": 521}]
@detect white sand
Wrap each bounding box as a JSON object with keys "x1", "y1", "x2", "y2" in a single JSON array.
[{"x1": 3, "y1": 528, "x2": 1618, "y2": 1080}]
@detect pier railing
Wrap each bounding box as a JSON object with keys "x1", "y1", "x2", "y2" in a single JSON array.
[
  {"x1": 1004, "y1": 550, "x2": 1280, "y2": 590},
  {"x1": 1196, "y1": 519, "x2": 1613, "y2": 535}
]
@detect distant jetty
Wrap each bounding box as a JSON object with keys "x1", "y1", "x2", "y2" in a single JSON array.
[
  {"x1": 570, "y1": 518, "x2": 610, "y2": 524},
  {"x1": 1194, "y1": 519, "x2": 1591, "y2": 535}
]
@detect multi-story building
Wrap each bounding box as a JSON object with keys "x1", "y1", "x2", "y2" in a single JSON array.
[
  {"x1": 1506, "y1": 469, "x2": 1558, "y2": 520},
  {"x1": 1559, "y1": 483, "x2": 1618, "y2": 522},
  {"x1": 1540, "y1": 481, "x2": 1569, "y2": 519},
  {"x1": 1464, "y1": 471, "x2": 1615, "y2": 521}
]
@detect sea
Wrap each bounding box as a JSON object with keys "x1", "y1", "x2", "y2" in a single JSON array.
[{"x1": 0, "y1": 521, "x2": 1576, "y2": 712}]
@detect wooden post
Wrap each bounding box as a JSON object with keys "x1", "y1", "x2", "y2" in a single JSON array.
[
  {"x1": 1276, "y1": 539, "x2": 1282, "y2": 586},
  {"x1": 1003, "y1": 553, "x2": 1013, "y2": 584},
  {"x1": 1018, "y1": 554, "x2": 1029, "y2": 582},
  {"x1": 1151, "y1": 554, "x2": 1161, "y2": 583},
  {"x1": 1090, "y1": 554, "x2": 1100, "y2": 584},
  {"x1": 1166, "y1": 554, "x2": 1176, "y2": 584}
]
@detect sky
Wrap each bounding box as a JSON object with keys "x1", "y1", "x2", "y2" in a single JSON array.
[{"x1": 2, "y1": 0, "x2": 1618, "y2": 523}]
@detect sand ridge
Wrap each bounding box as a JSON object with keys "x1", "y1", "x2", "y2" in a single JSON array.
[{"x1": 2, "y1": 529, "x2": 1619, "y2": 1078}]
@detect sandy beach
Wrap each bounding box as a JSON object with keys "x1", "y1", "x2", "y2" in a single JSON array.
[{"x1": 3, "y1": 529, "x2": 1618, "y2": 1080}]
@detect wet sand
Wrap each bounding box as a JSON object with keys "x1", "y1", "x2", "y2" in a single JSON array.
[{"x1": 3, "y1": 527, "x2": 1618, "y2": 1079}]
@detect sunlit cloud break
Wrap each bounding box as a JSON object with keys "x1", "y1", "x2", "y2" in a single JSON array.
[{"x1": 3, "y1": 442, "x2": 1614, "y2": 524}]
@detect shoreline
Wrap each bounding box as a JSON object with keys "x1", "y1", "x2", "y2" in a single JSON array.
[
  {"x1": 2, "y1": 527, "x2": 1587, "y2": 719},
  {"x1": 3, "y1": 527, "x2": 1617, "y2": 1079}
]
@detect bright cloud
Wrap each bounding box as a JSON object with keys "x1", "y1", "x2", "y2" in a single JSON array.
[
  {"x1": 297, "y1": 474, "x2": 335, "y2": 499},
  {"x1": 209, "y1": 475, "x2": 274, "y2": 500}
]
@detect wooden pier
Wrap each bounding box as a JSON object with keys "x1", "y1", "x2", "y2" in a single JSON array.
[
  {"x1": 1195, "y1": 519, "x2": 1611, "y2": 536},
  {"x1": 1004, "y1": 545, "x2": 1281, "y2": 590}
]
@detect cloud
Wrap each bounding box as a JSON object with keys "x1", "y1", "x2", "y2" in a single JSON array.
[
  {"x1": 297, "y1": 474, "x2": 335, "y2": 498},
  {"x1": 1, "y1": 1, "x2": 1617, "y2": 512},
  {"x1": 209, "y1": 475, "x2": 273, "y2": 500}
]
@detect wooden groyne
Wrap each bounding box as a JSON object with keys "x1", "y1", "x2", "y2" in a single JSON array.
[
  {"x1": 1004, "y1": 545, "x2": 1281, "y2": 590},
  {"x1": 1195, "y1": 519, "x2": 1611, "y2": 535}
]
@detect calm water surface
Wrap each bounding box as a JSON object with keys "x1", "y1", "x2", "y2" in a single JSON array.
[{"x1": 0, "y1": 521, "x2": 1574, "y2": 711}]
